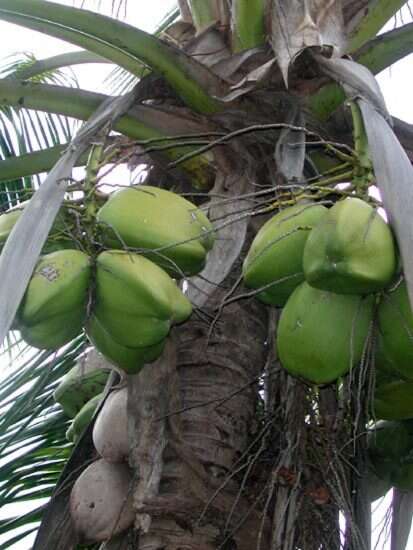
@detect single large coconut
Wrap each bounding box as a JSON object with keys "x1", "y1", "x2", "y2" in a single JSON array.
[
  {"x1": 86, "y1": 314, "x2": 165, "y2": 374},
  {"x1": 373, "y1": 379, "x2": 413, "y2": 420},
  {"x1": 376, "y1": 281, "x2": 413, "y2": 380},
  {"x1": 67, "y1": 393, "x2": 103, "y2": 443},
  {"x1": 54, "y1": 350, "x2": 111, "y2": 418},
  {"x1": 70, "y1": 459, "x2": 134, "y2": 543},
  {"x1": 96, "y1": 186, "x2": 214, "y2": 276},
  {"x1": 367, "y1": 421, "x2": 411, "y2": 481},
  {"x1": 17, "y1": 250, "x2": 92, "y2": 349},
  {"x1": 303, "y1": 198, "x2": 397, "y2": 294},
  {"x1": 0, "y1": 204, "x2": 76, "y2": 253},
  {"x1": 277, "y1": 282, "x2": 374, "y2": 384},
  {"x1": 243, "y1": 203, "x2": 327, "y2": 306},
  {"x1": 93, "y1": 387, "x2": 128, "y2": 463},
  {"x1": 93, "y1": 251, "x2": 192, "y2": 349}
]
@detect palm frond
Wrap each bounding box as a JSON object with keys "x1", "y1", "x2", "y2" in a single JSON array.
[
  {"x1": 0, "y1": 53, "x2": 78, "y2": 212},
  {"x1": 0, "y1": 336, "x2": 87, "y2": 549},
  {"x1": 0, "y1": 1, "x2": 222, "y2": 114},
  {"x1": 102, "y1": 5, "x2": 181, "y2": 98}
]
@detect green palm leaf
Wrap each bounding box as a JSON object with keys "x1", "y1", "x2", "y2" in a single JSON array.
[
  {"x1": 0, "y1": 53, "x2": 78, "y2": 212},
  {"x1": 0, "y1": 337, "x2": 87, "y2": 548},
  {"x1": 0, "y1": 0, "x2": 223, "y2": 114}
]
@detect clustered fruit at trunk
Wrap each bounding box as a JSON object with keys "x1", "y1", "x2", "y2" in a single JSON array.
[{"x1": 1, "y1": 175, "x2": 412, "y2": 541}]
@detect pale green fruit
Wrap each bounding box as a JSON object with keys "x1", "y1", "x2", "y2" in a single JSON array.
[
  {"x1": 54, "y1": 361, "x2": 110, "y2": 418},
  {"x1": 277, "y1": 282, "x2": 374, "y2": 384},
  {"x1": 18, "y1": 250, "x2": 91, "y2": 350},
  {"x1": 19, "y1": 308, "x2": 86, "y2": 350},
  {"x1": 376, "y1": 281, "x2": 413, "y2": 380},
  {"x1": 367, "y1": 421, "x2": 411, "y2": 481},
  {"x1": 304, "y1": 198, "x2": 397, "y2": 294},
  {"x1": 97, "y1": 186, "x2": 214, "y2": 276},
  {"x1": 0, "y1": 209, "x2": 22, "y2": 246},
  {"x1": 94, "y1": 251, "x2": 191, "y2": 349},
  {"x1": 0, "y1": 204, "x2": 77, "y2": 253},
  {"x1": 373, "y1": 379, "x2": 413, "y2": 420},
  {"x1": 87, "y1": 314, "x2": 165, "y2": 374},
  {"x1": 243, "y1": 203, "x2": 328, "y2": 306},
  {"x1": 70, "y1": 393, "x2": 103, "y2": 442}
]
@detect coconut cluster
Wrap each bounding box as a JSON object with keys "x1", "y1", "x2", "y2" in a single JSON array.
[
  {"x1": 9, "y1": 186, "x2": 214, "y2": 374},
  {"x1": 54, "y1": 350, "x2": 131, "y2": 542},
  {"x1": 243, "y1": 197, "x2": 412, "y2": 408},
  {"x1": 3, "y1": 186, "x2": 215, "y2": 543},
  {"x1": 70, "y1": 386, "x2": 131, "y2": 543}
]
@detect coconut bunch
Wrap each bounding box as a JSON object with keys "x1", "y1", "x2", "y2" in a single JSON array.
[
  {"x1": 58, "y1": 367, "x2": 131, "y2": 542},
  {"x1": 10, "y1": 186, "x2": 214, "y2": 373},
  {"x1": 70, "y1": 387, "x2": 131, "y2": 543},
  {"x1": 242, "y1": 197, "x2": 412, "y2": 392},
  {"x1": 53, "y1": 350, "x2": 111, "y2": 442},
  {"x1": 53, "y1": 348, "x2": 133, "y2": 542}
]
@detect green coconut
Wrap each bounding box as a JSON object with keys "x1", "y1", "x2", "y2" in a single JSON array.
[
  {"x1": 367, "y1": 421, "x2": 413, "y2": 493},
  {"x1": 376, "y1": 281, "x2": 413, "y2": 380},
  {"x1": 69, "y1": 393, "x2": 103, "y2": 442},
  {"x1": 373, "y1": 379, "x2": 413, "y2": 421},
  {"x1": 19, "y1": 308, "x2": 87, "y2": 350},
  {"x1": 18, "y1": 250, "x2": 91, "y2": 349},
  {"x1": 86, "y1": 314, "x2": 165, "y2": 374},
  {"x1": 54, "y1": 360, "x2": 110, "y2": 418},
  {"x1": 391, "y1": 463, "x2": 413, "y2": 491},
  {"x1": 94, "y1": 251, "x2": 191, "y2": 349},
  {"x1": 243, "y1": 203, "x2": 328, "y2": 306},
  {"x1": 0, "y1": 209, "x2": 22, "y2": 246},
  {"x1": 96, "y1": 186, "x2": 214, "y2": 276},
  {"x1": 0, "y1": 204, "x2": 77, "y2": 253},
  {"x1": 303, "y1": 198, "x2": 397, "y2": 294},
  {"x1": 367, "y1": 421, "x2": 411, "y2": 481},
  {"x1": 277, "y1": 282, "x2": 374, "y2": 384}
]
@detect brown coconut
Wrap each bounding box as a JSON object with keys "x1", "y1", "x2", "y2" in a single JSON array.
[
  {"x1": 93, "y1": 387, "x2": 129, "y2": 463},
  {"x1": 70, "y1": 459, "x2": 134, "y2": 543}
]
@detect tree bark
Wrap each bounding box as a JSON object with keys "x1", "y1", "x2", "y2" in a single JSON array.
[{"x1": 125, "y1": 263, "x2": 271, "y2": 549}]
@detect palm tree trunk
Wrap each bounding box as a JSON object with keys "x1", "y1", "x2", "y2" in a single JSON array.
[{"x1": 126, "y1": 264, "x2": 270, "y2": 549}]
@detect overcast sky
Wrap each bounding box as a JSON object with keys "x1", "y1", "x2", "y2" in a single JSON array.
[{"x1": 0, "y1": 2, "x2": 411, "y2": 549}]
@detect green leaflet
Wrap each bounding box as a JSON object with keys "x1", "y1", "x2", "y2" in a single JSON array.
[
  {"x1": 0, "y1": 0, "x2": 222, "y2": 113},
  {"x1": 348, "y1": 0, "x2": 408, "y2": 52}
]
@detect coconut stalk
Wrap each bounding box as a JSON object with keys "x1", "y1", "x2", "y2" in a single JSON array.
[{"x1": 231, "y1": 0, "x2": 267, "y2": 52}]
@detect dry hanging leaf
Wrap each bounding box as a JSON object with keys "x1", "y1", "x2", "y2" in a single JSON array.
[{"x1": 269, "y1": 0, "x2": 347, "y2": 85}]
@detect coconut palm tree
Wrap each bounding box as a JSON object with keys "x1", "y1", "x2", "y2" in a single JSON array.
[{"x1": 0, "y1": 1, "x2": 413, "y2": 549}]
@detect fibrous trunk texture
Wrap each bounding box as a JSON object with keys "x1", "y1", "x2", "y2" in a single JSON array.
[{"x1": 126, "y1": 275, "x2": 270, "y2": 549}]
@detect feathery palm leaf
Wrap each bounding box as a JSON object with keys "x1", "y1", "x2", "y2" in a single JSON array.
[
  {"x1": 0, "y1": 337, "x2": 87, "y2": 548},
  {"x1": 0, "y1": 52, "x2": 77, "y2": 212}
]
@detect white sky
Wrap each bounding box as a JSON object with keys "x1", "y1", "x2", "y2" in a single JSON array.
[{"x1": 0, "y1": 1, "x2": 411, "y2": 549}]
